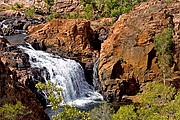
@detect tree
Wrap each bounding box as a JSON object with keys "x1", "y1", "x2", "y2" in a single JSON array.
[{"x1": 154, "y1": 27, "x2": 174, "y2": 85}]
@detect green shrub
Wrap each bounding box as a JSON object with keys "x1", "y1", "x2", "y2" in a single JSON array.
[
  {"x1": 0, "y1": 101, "x2": 27, "y2": 120},
  {"x1": 112, "y1": 105, "x2": 137, "y2": 120},
  {"x1": 14, "y1": 2, "x2": 25, "y2": 9},
  {"x1": 154, "y1": 27, "x2": 174, "y2": 85},
  {"x1": 89, "y1": 103, "x2": 114, "y2": 120},
  {"x1": 138, "y1": 82, "x2": 176, "y2": 105},
  {"x1": 25, "y1": 6, "x2": 36, "y2": 18},
  {"x1": 46, "y1": 12, "x2": 59, "y2": 21},
  {"x1": 80, "y1": 0, "x2": 147, "y2": 19},
  {"x1": 113, "y1": 82, "x2": 180, "y2": 120}
]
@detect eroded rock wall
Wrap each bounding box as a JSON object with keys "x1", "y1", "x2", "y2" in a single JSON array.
[
  {"x1": 99, "y1": 0, "x2": 180, "y2": 102},
  {"x1": 0, "y1": 56, "x2": 49, "y2": 119}
]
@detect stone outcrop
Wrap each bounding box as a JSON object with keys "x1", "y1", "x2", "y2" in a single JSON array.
[
  {"x1": 0, "y1": 57, "x2": 49, "y2": 119},
  {"x1": 98, "y1": 0, "x2": 180, "y2": 102},
  {"x1": 53, "y1": 0, "x2": 81, "y2": 13},
  {"x1": 0, "y1": 10, "x2": 45, "y2": 36},
  {"x1": 26, "y1": 19, "x2": 94, "y2": 63},
  {"x1": 0, "y1": 0, "x2": 81, "y2": 13}
]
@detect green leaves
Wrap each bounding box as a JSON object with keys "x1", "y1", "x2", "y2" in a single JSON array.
[
  {"x1": 89, "y1": 103, "x2": 114, "y2": 120},
  {"x1": 44, "y1": 0, "x2": 54, "y2": 6},
  {"x1": 36, "y1": 81, "x2": 62, "y2": 112},
  {"x1": 0, "y1": 101, "x2": 27, "y2": 120},
  {"x1": 112, "y1": 105, "x2": 137, "y2": 120},
  {"x1": 80, "y1": 0, "x2": 146, "y2": 19},
  {"x1": 138, "y1": 82, "x2": 176, "y2": 105},
  {"x1": 112, "y1": 82, "x2": 180, "y2": 120},
  {"x1": 154, "y1": 27, "x2": 174, "y2": 84}
]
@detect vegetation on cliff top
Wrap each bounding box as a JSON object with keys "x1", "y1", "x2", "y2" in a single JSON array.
[
  {"x1": 5, "y1": 0, "x2": 147, "y2": 21},
  {"x1": 80, "y1": 0, "x2": 147, "y2": 19}
]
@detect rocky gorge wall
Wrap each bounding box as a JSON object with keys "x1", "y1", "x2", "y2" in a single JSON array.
[
  {"x1": 0, "y1": 49, "x2": 49, "y2": 119},
  {"x1": 98, "y1": 0, "x2": 180, "y2": 102}
]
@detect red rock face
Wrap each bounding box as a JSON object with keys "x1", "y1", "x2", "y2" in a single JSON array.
[
  {"x1": 0, "y1": 58, "x2": 49, "y2": 120},
  {"x1": 98, "y1": 0, "x2": 180, "y2": 101},
  {"x1": 26, "y1": 19, "x2": 94, "y2": 63}
]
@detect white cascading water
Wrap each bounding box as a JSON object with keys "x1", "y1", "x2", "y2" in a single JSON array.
[{"x1": 18, "y1": 44, "x2": 103, "y2": 106}]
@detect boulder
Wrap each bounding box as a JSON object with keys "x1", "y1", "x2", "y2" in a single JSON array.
[{"x1": 26, "y1": 19, "x2": 94, "y2": 63}]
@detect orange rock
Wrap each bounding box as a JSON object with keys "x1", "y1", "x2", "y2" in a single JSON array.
[
  {"x1": 99, "y1": 0, "x2": 180, "y2": 84},
  {"x1": 26, "y1": 19, "x2": 94, "y2": 63}
]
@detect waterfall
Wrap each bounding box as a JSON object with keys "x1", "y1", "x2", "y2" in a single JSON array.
[
  {"x1": 93, "y1": 58, "x2": 100, "y2": 90},
  {"x1": 18, "y1": 44, "x2": 103, "y2": 106}
]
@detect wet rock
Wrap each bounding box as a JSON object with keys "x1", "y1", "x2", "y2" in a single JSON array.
[{"x1": 0, "y1": 11, "x2": 45, "y2": 36}]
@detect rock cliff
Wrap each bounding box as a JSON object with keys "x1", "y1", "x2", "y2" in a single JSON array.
[
  {"x1": 0, "y1": 57, "x2": 49, "y2": 119},
  {"x1": 99, "y1": 0, "x2": 180, "y2": 102},
  {"x1": 26, "y1": 19, "x2": 95, "y2": 63}
]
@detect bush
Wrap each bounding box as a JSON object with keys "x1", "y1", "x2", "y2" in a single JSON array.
[
  {"x1": 113, "y1": 82, "x2": 180, "y2": 120},
  {"x1": 25, "y1": 6, "x2": 36, "y2": 18},
  {"x1": 14, "y1": 2, "x2": 25, "y2": 9},
  {"x1": 0, "y1": 101, "x2": 27, "y2": 120},
  {"x1": 36, "y1": 81, "x2": 89, "y2": 120},
  {"x1": 80, "y1": 0, "x2": 147, "y2": 19},
  {"x1": 46, "y1": 12, "x2": 59, "y2": 21},
  {"x1": 154, "y1": 27, "x2": 174, "y2": 85},
  {"x1": 112, "y1": 105, "x2": 137, "y2": 120},
  {"x1": 89, "y1": 103, "x2": 114, "y2": 120}
]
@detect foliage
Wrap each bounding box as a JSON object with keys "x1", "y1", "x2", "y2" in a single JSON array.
[
  {"x1": 43, "y1": 0, "x2": 55, "y2": 14},
  {"x1": 80, "y1": 0, "x2": 147, "y2": 19},
  {"x1": 138, "y1": 82, "x2": 176, "y2": 105},
  {"x1": 57, "y1": 106, "x2": 90, "y2": 120},
  {"x1": 25, "y1": 6, "x2": 36, "y2": 18},
  {"x1": 89, "y1": 103, "x2": 114, "y2": 120},
  {"x1": 82, "y1": 4, "x2": 94, "y2": 19},
  {"x1": 46, "y1": 12, "x2": 59, "y2": 21},
  {"x1": 0, "y1": 101, "x2": 27, "y2": 120},
  {"x1": 113, "y1": 82, "x2": 180, "y2": 120},
  {"x1": 43, "y1": 0, "x2": 54, "y2": 6},
  {"x1": 154, "y1": 27, "x2": 174, "y2": 84},
  {"x1": 6, "y1": 2, "x2": 25, "y2": 10},
  {"x1": 112, "y1": 105, "x2": 137, "y2": 120},
  {"x1": 14, "y1": 2, "x2": 25, "y2": 9}
]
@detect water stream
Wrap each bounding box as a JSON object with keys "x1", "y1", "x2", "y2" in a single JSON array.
[{"x1": 18, "y1": 44, "x2": 103, "y2": 107}]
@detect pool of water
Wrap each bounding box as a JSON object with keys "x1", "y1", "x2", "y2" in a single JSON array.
[{"x1": 4, "y1": 33, "x2": 27, "y2": 44}]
